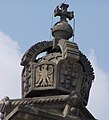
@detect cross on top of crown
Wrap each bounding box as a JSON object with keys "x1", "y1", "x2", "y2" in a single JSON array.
[{"x1": 54, "y1": 3, "x2": 74, "y2": 21}]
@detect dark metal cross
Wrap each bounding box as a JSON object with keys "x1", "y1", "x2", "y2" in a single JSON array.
[{"x1": 54, "y1": 3, "x2": 74, "y2": 21}]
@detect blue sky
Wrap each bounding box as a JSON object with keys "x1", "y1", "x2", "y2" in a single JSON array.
[
  {"x1": 0, "y1": 0, "x2": 109, "y2": 120},
  {"x1": 0, "y1": 0, "x2": 109, "y2": 72}
]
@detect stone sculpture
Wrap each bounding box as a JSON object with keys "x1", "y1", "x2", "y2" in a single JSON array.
[{"x1": 0, "y1": 3, "x2": 96, "y2": 120}]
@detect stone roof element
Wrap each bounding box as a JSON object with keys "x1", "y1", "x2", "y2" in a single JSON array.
[{"x1": 0, "y1": 92, "x2": 96, "y2": 120}]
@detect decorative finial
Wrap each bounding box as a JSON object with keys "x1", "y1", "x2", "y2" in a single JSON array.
[
  {"x1": 52, "y1": 3, "x2": 74, "y2": 41},
  {"x1": 54, "y1": 3, "x2": 74, "y2": 21}
]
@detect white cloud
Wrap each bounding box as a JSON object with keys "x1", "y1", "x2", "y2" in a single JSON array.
[
  {"x1": 87, "y1": 49, "x2": 109, "y2": 120},
  {"x1": 0, "y1": 31, "x2": 21, "y2": 99}
]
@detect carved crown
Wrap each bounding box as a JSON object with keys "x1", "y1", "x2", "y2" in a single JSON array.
[
  {"x1": 20, "y1": 3, "x2": 94, "y2": 106},
  {"x1": 21, "y1": 40, "x2": 94, "y2": 106}
]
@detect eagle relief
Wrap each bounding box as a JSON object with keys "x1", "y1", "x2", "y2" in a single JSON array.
[{"x1": 35, "y1": 64, "x2": 54, "y2": 87}]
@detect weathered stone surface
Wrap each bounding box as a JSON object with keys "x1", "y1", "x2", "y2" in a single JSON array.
[
  {"x1": 0, "y1": 93, "x2": 96, "y2": 120},
  {"x1": 52, "y1": 3, "x2": 74, "y2": 40},
  {"x1": 0, "y1": 3, "x2": 96, "y2": 120},
  {"x1": 4, "y1": 106, "x2": 63, "y2": 120},
  {"x1": 58, "y1": 39, "x2": 80, "y2": 61},
  {"x1": 21, "y1": 42, "x2": 94, "y2": 106}
]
